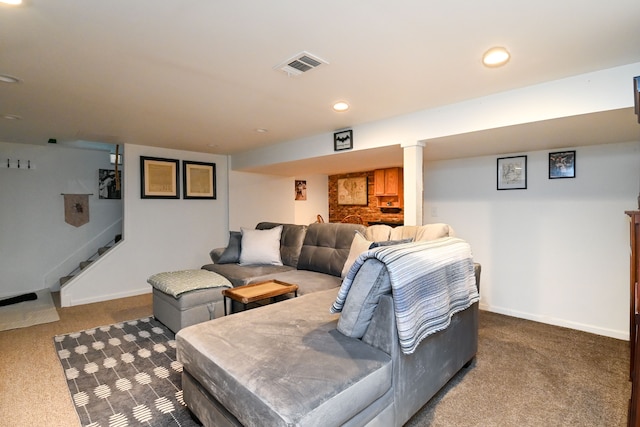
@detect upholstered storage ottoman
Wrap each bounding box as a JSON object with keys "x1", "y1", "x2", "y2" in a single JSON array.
[{"x1": 148, "y1": 270, "x2": 232, "y2": 333}]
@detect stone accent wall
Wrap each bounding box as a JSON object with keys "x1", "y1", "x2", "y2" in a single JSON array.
[{"x1": 328, "y1": 170, "x2": 404, "y2": 225}]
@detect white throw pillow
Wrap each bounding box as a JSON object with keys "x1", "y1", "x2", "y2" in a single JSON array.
[
  {"x1": 341, "y1": 231, "x2": 373, "y2": 278},
  {"x1": 239, "y1": 226, "x2": 283, "y2": 266}
]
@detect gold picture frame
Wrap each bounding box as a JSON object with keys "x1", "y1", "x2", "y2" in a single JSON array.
[
  {"x1": 183, "y1": 161, "x2": 216, "y2": 199},
  {"x1": 140, "y1": 156, "x2": 179, "y2": 199}
]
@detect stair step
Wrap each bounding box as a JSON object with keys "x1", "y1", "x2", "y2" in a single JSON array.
[
  {"x1": 60, "y1": 234, "x2": 121, "y2": 290},
  {"x1": 60, "y1": 275, "x2": 74, "y2": 286}
]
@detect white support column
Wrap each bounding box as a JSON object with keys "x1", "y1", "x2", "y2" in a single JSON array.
[{"x1": 401, "y1": 141, "x2": 425, "y2": 226}]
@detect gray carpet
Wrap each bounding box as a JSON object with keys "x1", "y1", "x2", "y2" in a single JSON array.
[
  {"x1": 52, "y1": 310, "x2": 629, "y2": 426},
  {"x1": 407, "y1": 311, "x2": 630, "y2": 426}
]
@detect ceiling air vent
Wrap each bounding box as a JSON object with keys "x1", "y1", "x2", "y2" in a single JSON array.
[{"x1": 275, "y1": 51, "x2": 328, "y2": 77}]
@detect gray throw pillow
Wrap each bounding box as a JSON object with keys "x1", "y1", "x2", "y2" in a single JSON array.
[
  {"x1": 217, "y1": 231, "x2": 242, "y2": 264},
  {"x1": 337, "y1": 259, "x2": 391, "y2": 338}
]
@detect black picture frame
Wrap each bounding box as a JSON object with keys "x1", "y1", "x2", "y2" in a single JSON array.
[
  {"x1": 497, "y1": 155, "x2": 527, "y2": 190},
  {"x1": 334, "y1": 130, "x2": 353, "y2": 151},
  {"x1": 140, "y1": 156, "x2": 180, "y2": 199},
  {"x1": 549, "y1": 150, "x2": 576, "y2": 179},
  {"x1": 182, "y1": 161, "x2": 216, "y2": 199},
  {"x1": 98, "y1": 169, "x2": 122, "y2": 199},
  {"x1": 634, "y1": 75, "x2": 639, "y2": 123}
]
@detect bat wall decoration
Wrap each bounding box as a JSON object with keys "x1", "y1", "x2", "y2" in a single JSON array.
[{"x1": 334, "y1": 129, "x2": 353, "y2": 151}]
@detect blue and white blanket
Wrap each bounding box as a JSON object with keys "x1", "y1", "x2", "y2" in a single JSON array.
[{"x1": 331, "y1": 237, "x2": 480, "y2": 354}]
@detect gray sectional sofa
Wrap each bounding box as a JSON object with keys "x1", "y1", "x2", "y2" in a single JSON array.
[
  {"x1": 203, "y1": 221, "x2": 366, "y2": 296},
  {"x1": 176, "y1": 221, "x2": 481, "y2": 426}
]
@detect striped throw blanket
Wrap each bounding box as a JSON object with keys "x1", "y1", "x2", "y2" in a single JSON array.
[{"x1": 331, "y1": 237, "x2": 479, "y2": 354}]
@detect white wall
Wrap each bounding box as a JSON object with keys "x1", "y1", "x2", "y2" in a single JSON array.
[
  {"x1": 61, "y1": 144, "x2": 229, "y2": 306},
  {"x1": 0, "y1": 142, "x2": 122, "y2": 298},
  {"x1": 227, "y1": 172, "x2": 328, "y2": 230},
  {"x1": 424, "y1": 141, "x2": 640, "y2": 339},
  {"x1": 228, "y1": 170, "x2": 295, "y2": 230},
  {"x1": 294, "y1": 174, "x2": 329, "y2": 225}
]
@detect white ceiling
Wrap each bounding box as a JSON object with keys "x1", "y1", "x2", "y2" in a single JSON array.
[{"x1": 1, "y1": 1, "x2": 639, "y2": 175}]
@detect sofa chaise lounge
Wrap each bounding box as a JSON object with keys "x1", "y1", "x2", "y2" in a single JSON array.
[{"x1": 176, "y1": 230, "x2": 480, "y2": 426}]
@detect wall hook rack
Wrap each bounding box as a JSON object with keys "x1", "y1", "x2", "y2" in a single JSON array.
[{"x1": 4, "y1": 158, "x2": 35, "y2": 169}]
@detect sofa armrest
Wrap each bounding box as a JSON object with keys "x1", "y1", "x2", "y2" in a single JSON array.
[{"x1": 209, "y1": 247, "x2": 225, "y2": 263}]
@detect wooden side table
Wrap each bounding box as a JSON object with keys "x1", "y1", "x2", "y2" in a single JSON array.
[{"x1": 222, "y1": 280, "x2": 298, "y2": 315}]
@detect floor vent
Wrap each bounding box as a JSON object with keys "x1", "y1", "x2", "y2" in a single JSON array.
[{"x1": 275, "y1": 51, "x2": 328, "y2": 77}]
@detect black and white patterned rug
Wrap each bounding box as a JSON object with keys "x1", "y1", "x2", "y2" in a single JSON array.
[{"x1": 54, "y1": 317, "x2": 200, "y2": 427}]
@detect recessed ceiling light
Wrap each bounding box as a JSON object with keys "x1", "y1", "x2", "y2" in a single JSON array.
[
  {"x1": 482, "y1": 47, "x2": 510, "y2": 67},
  {"x1": 2, "y1": 114, "x2": 22, "y2": 120},
  {"x1": 255, "y1": 128, "x2": 268, "y2": 133},
  {"x1": 0, "y1": 74, "x2": 21, "y2": 83},
  {"x1": 333, "y1": 101, "x2": 349, "y2": 112},
  {"x1": 0, "y1": 0, "x2": 23, "y2": 5}
]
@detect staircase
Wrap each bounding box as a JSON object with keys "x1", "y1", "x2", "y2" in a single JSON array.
[{"x1": 59, "y1": 234, "x2": 122, "y2": 286}]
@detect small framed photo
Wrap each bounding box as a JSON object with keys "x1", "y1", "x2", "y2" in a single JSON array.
[
  {"x1": 295, "y1": 180, "x2": 307, "y2": 200},
  {"x1": 497, "y1": 155, "x2": 527, "y2": 190},
  {"x1": 183, "y1": 161, "x2": 216, "y2": 199},
  {"x1": 98, "y1": 169, "x2": 122, "y2": 199},
  {"x1": 334, "y1": 130, "x2": 353, "y2": 151},
  {"x1": 549, "y1": 151, "x2": 576, "y2": 179},
  {"x1": 140, "y1": 156, "x2": 179, "y2": 199}
]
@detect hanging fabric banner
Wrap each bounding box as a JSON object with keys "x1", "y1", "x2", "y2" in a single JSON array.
[{"x1": 64, "y1": 194, "x2": 90, "y2": 227}]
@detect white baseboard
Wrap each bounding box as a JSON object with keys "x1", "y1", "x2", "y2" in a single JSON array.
[
  {"x1": 67, "y1": 287, "x2": 151, "y2": 307},
  {"x1": 479, "y1": 302, "x2": 628, "y2": 341}
]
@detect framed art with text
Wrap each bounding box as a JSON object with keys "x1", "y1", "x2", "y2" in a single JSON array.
[
  {"x1": 183, "y1": 161, "x2": 216, "y2": 199},
  {"x1": 497, "y1": 155, "x2": 527, "y2": 190},
  {"x1": 140, "y1": 156, "x2": 180, "y2": 199},
  {"x1": 549, "y1": 150, "x2": 575, "y2": 179}
]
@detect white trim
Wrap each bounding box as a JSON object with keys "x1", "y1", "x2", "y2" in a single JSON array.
[
  {"x1": 479, "y1": 302, "x2": 628, "y2": 341},
  {"x1": 68, "y1": 287, "x2": 150, "y2": 307}
]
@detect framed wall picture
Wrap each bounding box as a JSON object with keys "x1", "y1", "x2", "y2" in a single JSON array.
[
  {"x1": 98, "y1": 169, "x2": 122, "y2": 199},
  {"x1": 334, "y1": 130, "x2": 353, "y2": 151},
  {"x1": 634, "y1": 75, "x2": 639, "y2": 123},
  {"x1": 549, "y1": 150, "x2": 576, "y2": 179},
  {"x1": 295, "y1": 180, "x2": 307, "y2": 200},
  {"x1": 497, "y1": 155, "x2": 527, "y2": 190},
  {"x1": 140, "y1": 156, "x2": 179, "y2": 199},
  {"x1": 337, "y1": 176, "x2": 367, "y2": 205},
  {"x1": 183, "y1": 161, "x2": 216, "y2": 199}
]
